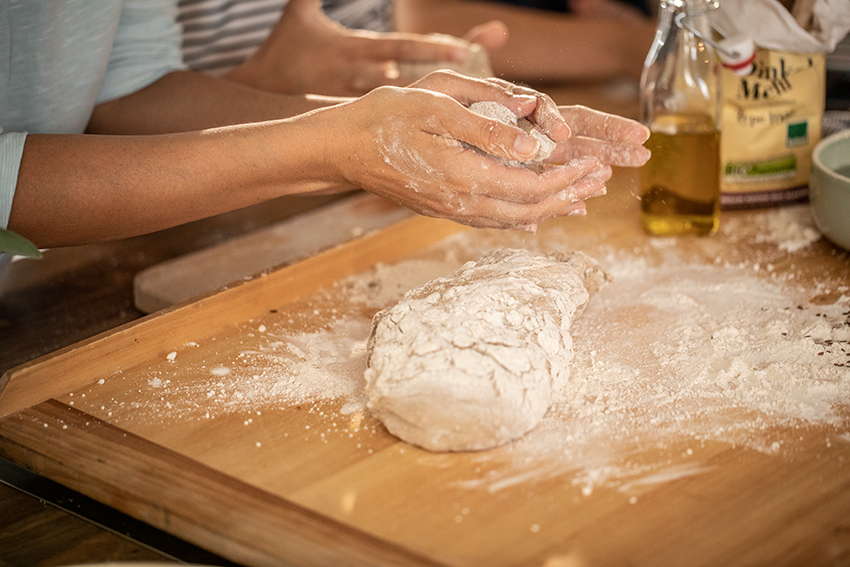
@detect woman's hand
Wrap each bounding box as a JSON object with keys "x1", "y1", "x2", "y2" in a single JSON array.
[
  {"x1": 224, "y1": 0, "x2": 481, "y2": 96},
  {"x1": 551, "y1": 105, "x2": 651, "y2": 168},
  {"x1": 473, "y1": 80, "x2": 651, "y2": 169},
  {"x1": 316, "y1": 72, "x2": 607, "y2": 230}
]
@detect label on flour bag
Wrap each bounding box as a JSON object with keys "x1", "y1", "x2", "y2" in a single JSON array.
[{"x1": 719, "y1": 49, "x2": 825, "y2": 209}]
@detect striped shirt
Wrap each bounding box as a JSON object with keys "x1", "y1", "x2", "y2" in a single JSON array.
[{"x1": 178, "y1": 0, "x2": 391, "y2": 75}]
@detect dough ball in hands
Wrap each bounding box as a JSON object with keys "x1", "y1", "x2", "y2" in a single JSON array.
[
  {"x1": 364, "y1": 249, "x2": 610, "y2": 452},
  {"x1": 398, "y1": 39, "x2": 494, "y2": 82},
  {"x1": 467, "y1": 101, "x2": 557, "y2": 170}
]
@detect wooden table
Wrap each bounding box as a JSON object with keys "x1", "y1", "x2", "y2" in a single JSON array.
[
  {"x1": 3, "y1": 169, "x2": 850, "y2": 567},
  {"x1": 0, "y1": 193, "x2": 343, "y2": 566},
  {"x1": 5, "y1": 80, "x2": 849, "y2": 567},
  {"x1": 0, "y1": 76, "x2": 640, "y2": 567}
]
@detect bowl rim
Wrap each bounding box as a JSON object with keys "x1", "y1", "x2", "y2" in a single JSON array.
[{"x1": 813, "y1": 128, "x2": 850, "y2": 182}]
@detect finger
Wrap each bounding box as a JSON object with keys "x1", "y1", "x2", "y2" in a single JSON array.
[
  {"x1": 585, "y1": 164, "x2": 614, "y2": 182},
  {"x1": 547, "y1": 166, "x2": 607, "y2": 204},
  {"x1": 428, "y1": 180, "x2": 598, "y2": 231},
  {"x1": 462, "y1": 20, "x2": 509, "y2": 53},
  {"x1": 419, "y1": 92, "x2": 543, "y2": 162},
  {"x1": 410, "y1": 70, "x2": 539, "y2": 117},
  {"x1": 550, "y1": 136, "x2": 651, "y2": 167},
  {"x1": 559, "y1": 105, "x2": 650, "y2": 144},
  {"x1": 529, "y1": 93, "x2": 571, "y2": 142},
  {"x1": 460, "y1": 156, "x2": 610, "y2": 206},
  {"x1": 348, "y1": 32, "x2": 470, "y2": 64},
  {"x1": 449, "y1": 149, "x2": 604, "y2": 205},
  {"x1": 483, "y1": 78, "x2": 571, "y2": 142}
]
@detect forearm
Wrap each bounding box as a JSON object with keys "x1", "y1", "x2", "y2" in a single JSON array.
[
  {"x1": 87, "y1": 70, "x2": 350, "y2": 135},
  {"x1": 10, "y1": 113, "x2": 343, "y2": 247},
  {"x1": 394, "y1": 0, "x2": 653, "y2": 82}
]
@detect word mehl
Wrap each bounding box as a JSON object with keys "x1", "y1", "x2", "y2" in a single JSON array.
[{"x1": 736, "y1": 56, "x2": 816, "y2": 101}]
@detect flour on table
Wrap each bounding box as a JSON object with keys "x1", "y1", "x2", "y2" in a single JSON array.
[
  {"x1": 88, "y1": 226, "x2": 848, "y2": 495},
  {"x1": 467, "y1": 101, "x2": 557, "y2": 169},
  {"x1": 364, "y1": 248, "x2": 610, "y2": 452},
  {"x1": 721, "y1": 205, "x2": 822, "y2": 252}
]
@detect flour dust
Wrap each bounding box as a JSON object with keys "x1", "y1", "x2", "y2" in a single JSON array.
[{"x1": 92, "y1": 206, "x2": 849, "y2": 495}]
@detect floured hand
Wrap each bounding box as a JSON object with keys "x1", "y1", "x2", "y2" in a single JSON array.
[
  {"x1": 551, "y1": 105, "x2": 651, "y2": 168},
  {"x1": 472, "y1": 80, "x2": 650, "y2": 169},
  {"x1": 321, "y1": 71, "x2": 606, "y2": 230}
]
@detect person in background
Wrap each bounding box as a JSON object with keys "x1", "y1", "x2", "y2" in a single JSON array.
[
  {"x1": 171, "y1": 0, "x2": 651, "y2": 188},
  {"x1": 179, "y1": 0, "x2": 496, "y2": 96},
  {"x1": 1, "y1": 1, "x2": 651, "y2": 251},
  {"x1": 393, "y1": 0, "x2": 656, "y2": 83},
  {"x1": 177, "y1": 0, "x2": 654, "y2": 96}
]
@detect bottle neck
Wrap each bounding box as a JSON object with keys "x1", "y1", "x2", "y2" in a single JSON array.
[{"x1": 660, "y1": 0, "x2": 718, "y2": 12}]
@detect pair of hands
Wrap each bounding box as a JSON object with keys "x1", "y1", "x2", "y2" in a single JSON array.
[
  {"x1": 224, "y1": 0, "x2": 506, "y2": 96},
  {"x1": 221, "y1": 0, "x2": 649, "y2": 231},
  {"x1": 314, "y1": 71, "x2": 650, "y2": 231}
]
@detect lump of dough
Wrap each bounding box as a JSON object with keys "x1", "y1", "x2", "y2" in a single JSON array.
[
  {"x1": 364, "y1": 249, "x2": 610, "y2": 452},
  {"x1": 467, "y1": 101, "x2": 557, "y2": 169},
  {"x1": 398, "y1": 39, "x2": 493, "y2": 82}
]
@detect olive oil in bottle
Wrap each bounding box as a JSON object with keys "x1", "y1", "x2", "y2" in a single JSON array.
[
  {"x1": 639, "y1": 0, "x2": 721, "y2": 237},
  {"x1": 640, "y1": 113, "x2": 720, "y2": 236}
]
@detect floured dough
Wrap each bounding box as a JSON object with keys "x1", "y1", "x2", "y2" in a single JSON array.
[
  {"x1": 397, "y1": 39, "x2": 493, "y2": 82},
  {"x1": 364, "y1": 249, "x2": 610, "y2": 452},
  {"x1": 467, "y1": 101, "x2": 557, "y2": 169}
]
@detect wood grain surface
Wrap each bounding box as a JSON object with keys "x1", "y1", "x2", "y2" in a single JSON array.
[
  {"x1": 1, "y1": 170, "x2": 849, "y2": 566},
  {"x1": 0, "y1": 78, "x2": 642, "y2": 566},
  {"x1": 133, "y1": 193, "x2": 415, "y2": 314}
]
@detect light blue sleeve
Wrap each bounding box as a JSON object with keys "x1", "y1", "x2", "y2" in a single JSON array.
[
  {"x1": 0, "y1": 128, "x2": 27, "y2": 229},
  {"x1": 96, "y1": 0, "x2": 188, "y2": 105}
]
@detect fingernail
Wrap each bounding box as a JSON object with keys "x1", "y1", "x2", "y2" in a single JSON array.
[
  {"x1": 589, "y1": 187, "x2": 607, "y2": 198},
  {"x1": 453, "y1": 47, "x2": 469, "y2": 62},
  {"x1": 513, "y1": 133, "x2": 538, "y2": 158},
  {"x1": 568, "y1": 208, "x2": 587, "y2": 216}
]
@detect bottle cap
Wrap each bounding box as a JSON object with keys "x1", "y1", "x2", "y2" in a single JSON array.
[{"x1": 717, "y1": 35, "x2": 756, "y2": 76}]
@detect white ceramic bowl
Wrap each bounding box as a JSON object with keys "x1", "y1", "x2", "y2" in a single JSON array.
[{"x1": 810, "y1": 128, "x2": 850, "y2": 250}]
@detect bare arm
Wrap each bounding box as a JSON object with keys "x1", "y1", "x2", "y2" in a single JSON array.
[
  {"x1": 11, "y1": 119, "x2": 332, "y2": 247},
  {"x1": 11, "y1": 72, "x2": 635, "y2": 248},
  {"x1": 394, "y1": 0, "x2": 655, "y2": 82},
  {"x1": 87, "y1": 70, "x2": 348, "y2": 135}
]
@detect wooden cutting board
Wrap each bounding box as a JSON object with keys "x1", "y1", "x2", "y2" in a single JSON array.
[
  {"x1": 1, "y1": 173, "x2": 849, "y2": 567},
  {"x1": 132, "y1": 192, "x2": 414, "y2": 314}
]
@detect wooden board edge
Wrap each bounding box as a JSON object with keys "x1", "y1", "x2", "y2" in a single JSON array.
[
  {"x1": 0, "y1": 215, "x2": 468, "y2": 419},
  {"x1": 0, "y1": 400, "x2": 446, "y2": 567},
  {"x1": 132, "y1": 193, "x2": 414, "y2": 314}
]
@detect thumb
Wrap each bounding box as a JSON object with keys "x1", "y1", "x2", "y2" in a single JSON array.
[
  {"x1": 463, "y1": 20, "x2": 509, "y2": 54},
  {"x1": 431, "y1": 99, "x2": 542, "y2": 162}
]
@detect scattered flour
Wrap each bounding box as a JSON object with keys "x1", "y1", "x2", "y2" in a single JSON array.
[
  {"x1": 97, "y1": 212, "x2": 848, "y2": 494},
  {"x1": 459, "y1": 256, "x2": 849, "y2": 493},
  {"x1": 722, "y1": 205, "x2": 822, "y2": 252}
]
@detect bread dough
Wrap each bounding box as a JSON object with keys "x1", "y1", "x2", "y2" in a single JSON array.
[
  {"x1": 467, "y1": 101, "x2": 557, "y2": 170},
  {"x1": 364, "y1": 249, "x2": 609, "y2": 452},
  {"x1": 397, "y1": 39, "x2": 493, "y2": 82}
]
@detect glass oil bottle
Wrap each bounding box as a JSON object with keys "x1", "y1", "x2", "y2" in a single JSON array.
[{"x1": 639, "y1": 0, "x2": 721, "y2": 236}]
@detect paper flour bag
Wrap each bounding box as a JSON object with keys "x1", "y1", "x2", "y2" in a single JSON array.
[{"x1": 712, "y1": 0, "x2": 850, "y2": 208}]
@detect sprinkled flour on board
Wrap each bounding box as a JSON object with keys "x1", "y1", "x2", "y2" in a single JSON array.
[
  {"x1": 454, "y1": 256, "x2": 849, "y2": 494},
  {"x1": 76, "y1": 205, "x2": 849, "y2": 495},
  {"x1": 721, "y1": 204, "x2": 822, "y2": 252}
]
